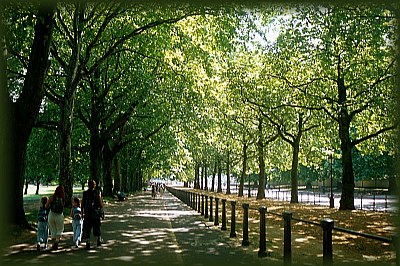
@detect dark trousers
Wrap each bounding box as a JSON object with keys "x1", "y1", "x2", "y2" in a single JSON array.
[{"x1": 83, "y1": 214, "x2": 101, "y2": 239}]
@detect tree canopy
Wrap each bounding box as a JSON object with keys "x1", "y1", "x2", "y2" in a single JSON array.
[{"x1": 1, "y1": 1, "x2": 398, "y2": 226}]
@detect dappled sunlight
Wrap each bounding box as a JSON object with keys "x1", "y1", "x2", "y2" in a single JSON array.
[
  {"x1": 294, "y1": 235, "x2": 316, "y2": 243},
  {"x1": 6, "y1": 189, "x2": 396, "y2": 266},
  {"x1": 183, "y1": 188, "x2": 397, "y2": 265}
]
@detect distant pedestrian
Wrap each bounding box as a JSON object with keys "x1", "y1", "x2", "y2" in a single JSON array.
[
  {"x1": 70, "y1": 197, "x2": 82, "y2": 248},
  {"x1": 151, "y1": 184, "x2": 156, "y2": 198},
  {"x1": 36, "y1": 196, "x2": 49, "y2": 251},
  {"x1": 45, "y1": 185, "x2": 65, "y2": 250},
  {"x1": 82, "y1": 180, "x2": 104, "y2": 249}
]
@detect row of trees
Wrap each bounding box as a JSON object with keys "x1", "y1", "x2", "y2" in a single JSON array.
[{"x1": 1, "y1": 2, "x2": 398, "y2": 227}]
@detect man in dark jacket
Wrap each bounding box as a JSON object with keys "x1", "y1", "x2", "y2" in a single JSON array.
[{"x1": 82, "y1": 179, "x2": 104, "y2": 249}]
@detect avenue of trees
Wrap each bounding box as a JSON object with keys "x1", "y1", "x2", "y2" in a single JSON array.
[{"x1": 0, "y1": 1, "x2": 398, "y2": 227}]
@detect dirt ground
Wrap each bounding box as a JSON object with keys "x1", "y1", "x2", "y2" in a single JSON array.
[
  {"x1": 3, "y1": 187, "x2": 399, "y2": 266},
  {"x1": 186, "y1": 188, "x2": 398, "y2": 265}
]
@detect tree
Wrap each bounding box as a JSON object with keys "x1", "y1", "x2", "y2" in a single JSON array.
[
  {"x1": 4, "y1": 2, "x2": 56, "y2": 226},
  {"x1": 262, "y1": 4, "x2": 398, "y2": 209}
]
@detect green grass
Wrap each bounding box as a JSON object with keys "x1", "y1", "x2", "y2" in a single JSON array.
[{"x1": 23, "y1": 185, "x2": 85, "y2": 224}]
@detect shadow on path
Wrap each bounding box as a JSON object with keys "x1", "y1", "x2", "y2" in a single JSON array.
[{"x1": 3, "y1": 191, "x2": 264, "y2": 266}]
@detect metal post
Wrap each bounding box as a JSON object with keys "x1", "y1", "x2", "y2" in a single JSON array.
[
  {"x1": 214, "y1": 198, "x2": 219, "y2": 226},
  {"x1": 248, "y1": 174, "x2": 251, "y2": 197},
  {"x1": 197, "y1": 194, "x2": 201, "y2": 213},
  {"x1": 242, "y1": 203, "x2": 249, "y2": 246},
  {"x1": 283, "y1": 212, "x2": 292, "y2": 265},
  {"x1": 385, "y1": 194, "x2": 388, "y2": 212},
  {"x1": 258, "y1": 206, "x2": 267, "y2": 257},
  {"x1": 205, "y1": 195, "x2": 209, "y2": 218},
  {"x1": 209, "y1": 196, "x2": 213, "y2": 222},
  {"x1": 373, "y1": 193, "x2": 376, "y2": 211},
  {"x1": 201, "y1": 194, "x2": 204, "y2": 215},
  {"x1": 230, "y1": 201, "x2": 236, "y2": 237},
  {"x1": 321, "y1": 219, "x2": 334, "y2": 266},
  {"x1": 221, "y1": 199, "x2": 227, "y2": 230}
]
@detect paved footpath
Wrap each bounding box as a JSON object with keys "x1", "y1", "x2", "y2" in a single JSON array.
[{"x1": 3, "y1": 191, "x2": 264, "y2": 266}]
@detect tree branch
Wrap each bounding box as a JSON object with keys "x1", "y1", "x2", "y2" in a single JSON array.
[{"x1": 351, "y1": 124, "x2": 397, "y2": 147}]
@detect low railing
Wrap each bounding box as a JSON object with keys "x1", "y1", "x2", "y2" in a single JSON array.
[
  {"x1": 228, "y1": 186, "x2": 397, "y2": 212},
  {"x1": 167, "y1": 186, "x2": 397, "y2": 266}
]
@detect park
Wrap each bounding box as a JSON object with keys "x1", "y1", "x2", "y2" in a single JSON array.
[{"x1": 0, "y1": 1, "x2": 398, "y2": 265}]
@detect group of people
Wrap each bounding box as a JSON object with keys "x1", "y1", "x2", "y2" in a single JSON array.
[
  {"x1": 151, "y1": 183, "x2": 166, "y2": 198},
  {"x1": 36, "y1": 180, "x2": 104, "y2": 251}
]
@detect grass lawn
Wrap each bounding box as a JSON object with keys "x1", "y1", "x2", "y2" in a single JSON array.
[{"x1": 23, "y1": 184, "x2": 85, "y2": 225}]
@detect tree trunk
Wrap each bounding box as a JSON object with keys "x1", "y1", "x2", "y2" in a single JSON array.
[
  {"x1": 290, "y1": 143, "x2": 300, "y2": 203},
  {"x1": 200, "y1": 164, "x2": 204, "y2": 190},
  {"x1": 211, "y1": 161, "x2": 217, "y2": 192},
  {"x1": 239, "y1": 141, "x2": 248, "y2": 197},
  {"x1": 102, "y1": 144, "x2": 114, "y2": 197},
  {"x1": 257, "y1": 117, "x2": 265, "y2": 200},
  {"x1": 58, "y1": 4, "x2": 84, "y2": 208},
  {"x1": 226, "y1": 151, "x2": 231, "y2": 195},
  {"x1": 217, "y1": 160, "x2": 222, "y2": 193},
  {"x1": 113, "y1": 157, "x2": 120, "y2": 193},
  {"x1": 35, "y1": 179, "x2": 40, "y2": 195},
  {"x1": 339, "y1": 118, "x2": 355, "y2": 210},
  {"x1": 337, "y1": 75, "x2": 355, "y2": 210},
  {"x1": 8, "y1": 4, "x2": 55, "y2": 227},
  {"x1": 203, "y1": 162, "x2": 208, "y2": 191},
  {"x1": 24, "y1": 179, "x2": 29, "y2": 195},
  {"x1": 131, "y1": 149, "x2": 143, "y2": 192},
  {"x1": 58, "y1": 98, "x2": 74, "y2": 207},
  {"x1": 89, "y1": 129, "x2": 102, "y2": 185},
  {"x1": 121, "y1": 150, "x2": 128, "y2": 192},
  {"x1": 194, "y1": 163, "x2": 200, "y2": 189}
]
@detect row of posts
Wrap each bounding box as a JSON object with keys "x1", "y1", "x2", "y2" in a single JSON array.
[{"x1": 167, "y1": 187, "x2": 335, "y2": 266}]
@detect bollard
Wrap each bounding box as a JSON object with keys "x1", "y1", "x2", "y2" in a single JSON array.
[
  {"x1": 230, "y1": 201, "x2": 236, "y2": 238},
  {"x1": 242, "y1": 203, "x2": 250, "y2": 246},
  {"x1": 373, "y1": 193, "x2": 376, "y2": 211},
  {"x1": 321, "y1": 219, "x2": 334, "y2": 266},
  {"x1": 283, "y1": 212, "x2": 292, "y2": 265},
  {"x1": 197, "y1": 194, "x2": 201, "y2": 213},
  {"x1": 205, "y1": 195, "x2": 209, "y2": 218},
  {"x1": 221, "y1": 199, "x2": 227, "y2": 230},
  {"x1": 209, "y1": 196, "x2": 214, "y2": 222},
  {"x1": 214, "y1": 198, "x2": 219, "y2": 226},
  {"x1": 258, "y1": 206, "x2": 267, "y2": 257},
  {"x1": 385, "y1": 194, "x2": 388, "y2": 211},
  {"x1": 201, "y1": 194, "x2": 204, "y2": 215}
]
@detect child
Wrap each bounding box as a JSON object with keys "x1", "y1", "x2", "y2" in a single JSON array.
[
  {"x1": 37, "y1": 197, "x2": 49, "y2": 251},
  {"x1": 70, "y1": 197, "x2": 82, "y2": 248}
]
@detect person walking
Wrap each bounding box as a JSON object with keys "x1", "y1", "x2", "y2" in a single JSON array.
[
  {"x1": 45, "y1": 186, "x2": 65, "y2": 250},
  {"x1": 70, "y1": 197, "x2": 82, "y2": 248},
  {"x1": 36, "y1": 196, "x2": 49, "y2": 251},
  {"x1": 82, "y1": 180, "x2": 104, "y2": 249}
]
